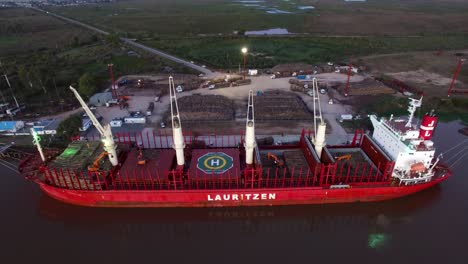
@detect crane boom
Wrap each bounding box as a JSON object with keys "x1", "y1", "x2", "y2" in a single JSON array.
[
  {"x1": 169, "y1": 76, "x2": 185, "y2": 166},
  {"x1": 69, "y1": 86, "x2": 118, "y2": 166},
  {"x1": 311, "y1": 78, "x2": 326, "y2": 158},
  {"x1": 244, "y1": 90, "x2": 256, "y2": 165},
  {"x1": 70, "y1": 86, "x2": 105, "y2": 135}
]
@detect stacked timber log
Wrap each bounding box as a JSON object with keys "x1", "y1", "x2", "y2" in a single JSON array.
[
  {"x1": 336, "y1": 78, "x2": 394, "y2": 96},
  {"x1": 283, "y1": 150, "x2": 308, "y2": 169},
  {"x1": 46, "y1": 141, "x2": 110, "y2": 190},
  {"x1": 255, "y1": 91, "x2": 312, "y2": 120},
  {"x1": 175, "y1": 95, "x2": 235, "y2": 121}
]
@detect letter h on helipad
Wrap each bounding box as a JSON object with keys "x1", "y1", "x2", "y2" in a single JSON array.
[{"x1": 210, "y1": 159, "x2": 220, "y2": 166}]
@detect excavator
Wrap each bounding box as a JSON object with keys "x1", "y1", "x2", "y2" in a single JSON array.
[
  {"x1": 88, "y1": 152, "x2": 108, "y2": 172},
  {"x1": 267, "y1": 152, "x2": 284, "y2": 167},
  {"x1": 335, "y1": 154, "x2": 352, "y2": 162}
]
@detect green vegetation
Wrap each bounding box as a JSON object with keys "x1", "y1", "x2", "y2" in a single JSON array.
[
  {"x1": 355, "y1": 95, "x2": 468, "y2": 123},
  {"x1": 423, "y1": 97, "x2": 468, "y2": 123},
  {"x1": 56, "y1": 114, "x2": 82, "y2": 145},
  {"x1": 78, "y1": 73, "x2": 97, "y2": 98},
  {"x1": 46, "y1": 0, "x2": 468, "y2": 37},
  {"x1": 356, "y1": 95, "x2": 409, "y2": 117},
  {"x1": 143, "y1": 35, "x2": 468, "y2": 69},
  {"x1": 42, "y1": 0, "x2": 468, "y2": 70},
  {"x1": 0, "y1": 8, "x2": 193, "y2": 117}
]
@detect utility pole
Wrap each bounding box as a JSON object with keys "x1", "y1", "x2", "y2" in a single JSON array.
[
  {"x1": 108, "y1": 63, "x2": 117, "y2": 99},
  {"x1": 4, "y1": 74, "x2": 19, "y2": 108},
  {"x1": 345, "y1": 63, "x2": 353, "y2": 97},
  {"x1": 447, "y1": 59, "x2": 465, "y2": 97}
]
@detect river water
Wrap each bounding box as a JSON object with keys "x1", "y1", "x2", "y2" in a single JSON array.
[{"x1": 2, "y1": 121, "x2": 467, "y2": 264}]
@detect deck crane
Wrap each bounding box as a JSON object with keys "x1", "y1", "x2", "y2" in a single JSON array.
[
  {"x1": 169, "y1": 76, "x2": 185, "y2": 167},
  {"x1": 69, "y1": 86, "x2": 118, "y2": 166},
  {"x1": 244, "y1": 90, "x2": 256, "y2": 166},
  {"x1": 311, "y1": 78, "x2": 327, "y2": 159}
]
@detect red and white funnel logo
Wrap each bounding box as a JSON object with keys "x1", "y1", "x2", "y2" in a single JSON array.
[{"x1": 419, "y1": 112, "x2": 437, "y2": 140}]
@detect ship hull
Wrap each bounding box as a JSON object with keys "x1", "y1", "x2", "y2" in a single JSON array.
[{"x1": 38, "y1": 176, "x2": 447, "y2": 208}]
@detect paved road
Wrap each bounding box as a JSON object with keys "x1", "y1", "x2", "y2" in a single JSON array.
[
  {"x1": 30, "y1": 7, "x2": 215, "y2": 76},
  {"x1": 120, "y1": 38, "x2": 214, "y2": 76}
]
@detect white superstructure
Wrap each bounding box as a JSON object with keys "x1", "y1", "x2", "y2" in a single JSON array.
[{"x1": 369, "y1": 97, "x2": 439, "y2": 185}]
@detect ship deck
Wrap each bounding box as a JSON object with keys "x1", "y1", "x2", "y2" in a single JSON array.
[{"x1": 39, "y1": 131, "x2": 397, "y2": 191}]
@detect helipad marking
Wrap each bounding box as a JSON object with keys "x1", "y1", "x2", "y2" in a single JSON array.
[{"x1": 197, "y1": 152, "x2": 233, "y2": 174}]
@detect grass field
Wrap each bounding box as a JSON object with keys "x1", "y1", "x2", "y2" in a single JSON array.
[
  {"x1": 43, "y1": 0, "x2": 468, "y2": 70},
  {"x1": 46, "y1": 0, "x2": 468, "y2": 36},
  {"x1": 0, "y1": 8, "x2": 95, "y2": 56},
  {"x1": 143, "y1": 35, "x2": 468, "y2": 69}
]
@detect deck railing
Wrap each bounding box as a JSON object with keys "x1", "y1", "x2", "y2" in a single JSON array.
[{"x1": 42, "y1": 159, "x2": 393, "y2": 191}]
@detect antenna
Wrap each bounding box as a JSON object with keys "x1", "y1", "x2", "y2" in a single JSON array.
[
  {"x1": 31, "y1": 128, "x2": 46, "y2": 162},
  {"x1": 169, "y1": 76, "x2": 185, "y2": 166},
  {"x1": 244, "y1": 90, "x2": 256, "y2": 165},
  {"x1": 405, "y1": 96, "x2": 423, "y2": 128}
]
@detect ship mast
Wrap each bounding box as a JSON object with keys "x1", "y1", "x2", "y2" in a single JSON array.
[
  {"x1": 30, "y1": 128, "x2": 45, "y2": 162},
  {"x1": 405, "y1": 96, "x2": 423, "y2": 128},
  {"x1": 69, "y1": 86, "x2": 118, "y2": 166},
  {"x1": 244, "y1": 90, "x2": 256, "y2": 165},
  {"x1": 169, "y1": 76, "x2": 185, "y2": 166},
  {"x1": 311, "y1": 78, "x2": 326, "y2": 158}
]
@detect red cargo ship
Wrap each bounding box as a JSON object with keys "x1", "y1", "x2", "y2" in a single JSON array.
[{"x1": 19, "y1": 77, "x2": 451, "y2": 207}]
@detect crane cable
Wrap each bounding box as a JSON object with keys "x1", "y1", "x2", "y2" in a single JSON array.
[
  {"x1": 444, "y1": 145, "x2": 468, "y2": 163},
  {"x1": 448, "y1": 150, "x2": 468, "y2": 169},
  {"x1": 441, "y1": 138, "x2": 468, "y2": 156},
  {"x1": 0, "y1": 159, "x2": 19, "y2": 174}
]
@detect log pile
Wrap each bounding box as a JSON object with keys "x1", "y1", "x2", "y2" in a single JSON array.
[
  {"x1": 335, "y1": 78, "x2": 394, "y2": 96},
  {"x1": 47, "y1": 141, "x2": 111, "y2": 190},
  {"x1": 171, "y1": 94, "x2": 235, "y2": 121},
  {"x1": 283, "y1": 150, "x2": 308, "y2": 169},
  {"x1": 255, "y1": 91, "x2": 312, "y2": 120}
]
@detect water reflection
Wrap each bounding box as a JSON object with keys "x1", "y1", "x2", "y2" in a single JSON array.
[{"x1": 37, "y1": 185, "x2": 441, "y2": 248}]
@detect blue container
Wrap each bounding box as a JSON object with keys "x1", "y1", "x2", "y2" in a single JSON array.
[{"x1": 297, "y1": 75, "x2": 306, "y2": 80}]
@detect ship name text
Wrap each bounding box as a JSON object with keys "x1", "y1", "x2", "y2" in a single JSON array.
[{"x1": 207, "y1": 193, "x2": 276, "y2": 201}]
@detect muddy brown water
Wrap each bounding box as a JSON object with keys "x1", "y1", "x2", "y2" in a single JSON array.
[{"x1": 2, "y1": 121, "x2": 467, "y2": 264}]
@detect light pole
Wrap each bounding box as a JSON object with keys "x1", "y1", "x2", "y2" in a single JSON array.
[{"x1": 241, "y1": 47, "x2": 248, "y2": 80}]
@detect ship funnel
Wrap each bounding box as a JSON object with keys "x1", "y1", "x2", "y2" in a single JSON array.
[
  {"x1": 311, "y1": 78, "x2": 326, "y2": 158},
  {"x1": 244, "y1": 90, "x2": 256, "y2": 165},
  {"x1": 169, "y1": 76, "x2": 185, "y2": 166},
  {"x1": 419, "y1": 109, "x2": 438, "y2": 140}
]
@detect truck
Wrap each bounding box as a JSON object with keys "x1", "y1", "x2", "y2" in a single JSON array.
[
  {"x1": 110, "y1": 118, "x2": 123, "y2": 127},
  {"x1": 146, "y1": 102, "x2": 154, "y2": 116},
  {"x1": 105, "y1": 99, "x2": 119, "y2": 107},
  {"x1": 339, "y1": 114, "x2": 353, "y2": 122},
  {"x1": 248, "y1": 69, "x2": 258, "y2": 76}
]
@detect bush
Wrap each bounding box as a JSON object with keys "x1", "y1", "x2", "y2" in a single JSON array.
[
  {"x1": 57, "y1": 115, "x2": 82, "y2": 142},
  {"x1": 78, "y1": 73, "x2": 97, "y2": 98}
]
